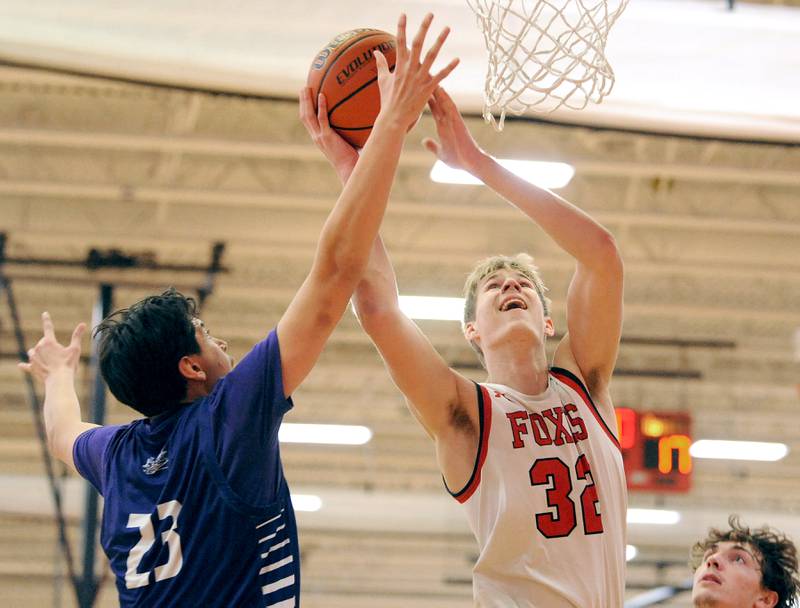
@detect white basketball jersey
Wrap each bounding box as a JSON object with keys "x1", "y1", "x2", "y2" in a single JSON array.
[{"x1": 449, "y1": 367, "x2": 627, "y2": 607}]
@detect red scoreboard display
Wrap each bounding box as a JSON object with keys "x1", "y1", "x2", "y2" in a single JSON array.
[{"x1": 615, "y1": 408, "x2": 692, "y2": 493}]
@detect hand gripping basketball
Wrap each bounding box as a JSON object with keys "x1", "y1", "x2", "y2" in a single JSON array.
[
  {"x1": 373, "y1": 13, "x2": 459, "y2": 133},
  {"x1": 299, "y1": 87, "x2": 360, "y2": 184}
]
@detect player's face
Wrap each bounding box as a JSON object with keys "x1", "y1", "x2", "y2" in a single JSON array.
[
  {"x1": 192, "y1": 318, "x2": 234, "y2": 388},
  {"x1": 468, "y1": 269, "x2": 553, "y2": 352},
  {"x1": 692, "y1": 542, "x2": 777, "y2": 608}
]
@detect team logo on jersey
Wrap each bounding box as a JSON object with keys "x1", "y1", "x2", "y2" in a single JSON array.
[
  {"x1": 506, "y1": 404, "x2": 589, "y2": 448},
  {"x1": 142, "y1": 447, "x2": 169, "y2": 475}
]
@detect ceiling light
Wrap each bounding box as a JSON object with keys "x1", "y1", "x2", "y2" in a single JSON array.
[
  {"x1": 627, "y1": 508, "x2": 680, "y2": 525},
  {"x1": 278, "y1": 423, "x2": 372, "y2": 445},
  {"x1": 430, "y1": 159, "x2": 574, "y2": 189},
  {"x1": 626, "y1": 545, "x2": 638, "y2": 561},
  {"x1": 690, "y1": 439, "x2": 788, "y2": 461},
  {"x1": 291, "y1": 494, "x2": 322, "y2": 512},
  {"x1": 398, "y1": 295, "x2": 464, "y2": 321}
]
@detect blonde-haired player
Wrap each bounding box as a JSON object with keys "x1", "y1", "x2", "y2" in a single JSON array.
[{"x1": 305, "y1": 86, "x2": 626, "y2": 607}]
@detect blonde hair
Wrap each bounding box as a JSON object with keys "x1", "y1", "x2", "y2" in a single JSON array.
[{"x1": 462, "y1": 253, "x2": 551, "y2": 366}]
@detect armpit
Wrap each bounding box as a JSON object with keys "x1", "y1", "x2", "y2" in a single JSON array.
[
  {"x1": 449, "y1": 402, "x2": 477, "y2": 436},
  {"x1": 585, "y1": 368, "x2": 604, "y2": 396}
]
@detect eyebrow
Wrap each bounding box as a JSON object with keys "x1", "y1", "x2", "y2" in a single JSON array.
[
  {"x1": 704, "y1": 544, "x2": 758, "y2": 561},
  {"x1": 731, "y1": 545, "x2": 758, "y2": 560},
  {"x1": 483, "y1": 271, "x2": 529, "y2": 285}
]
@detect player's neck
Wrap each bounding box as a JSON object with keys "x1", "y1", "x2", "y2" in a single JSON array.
[
  {"x1": 484, "y1": 343, "x2": 550, "y2": 395},
  {"x1": 183, "y1": 381, "x2": 210, "y2": 403}
]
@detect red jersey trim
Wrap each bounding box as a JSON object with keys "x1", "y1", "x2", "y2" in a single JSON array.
[
  {"x1": 550, "y1": 367, "x2": 621, "y2": 451},
  {"x1": 449, "y1": 383, "x2": 493, "y2": 504}
]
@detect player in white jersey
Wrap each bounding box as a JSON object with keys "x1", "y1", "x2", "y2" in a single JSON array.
[
  {"x1": 461, "y1": 368, "x2": 626, "y2": 605},
  {"x1": 306, "y1": 85, "x2": 626, "y2": 606}
]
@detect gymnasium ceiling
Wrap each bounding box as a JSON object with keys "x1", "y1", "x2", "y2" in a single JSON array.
[
  {"x1": 0, "y1": 0, "x2": 799, "y2": 142},
  {"x1": 0, "y1": 1, "x2": 798, "y2": 606}
]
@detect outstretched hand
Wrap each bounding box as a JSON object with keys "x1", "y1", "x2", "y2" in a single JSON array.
[
  {"x1": 373, "y1": 13, "x2": 459, "y2": 133},
  {"x1": 18, "y1": 312, "x2": 86, "y2": 383},
  {"x1": 299, "y1": 87, "x2": 359, "y2": 185},
  {"x1": 423, "y1": 86, "x2": 485, "y2": 173}
]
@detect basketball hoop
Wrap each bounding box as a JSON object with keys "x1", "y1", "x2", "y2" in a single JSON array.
[{"x1": 467, "y1": 0, "x2": 630, "y2": 129}]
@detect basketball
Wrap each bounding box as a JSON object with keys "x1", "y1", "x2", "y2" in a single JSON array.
[{"x1": 307, "y1": 29, "x2": 397, "y2": 148}]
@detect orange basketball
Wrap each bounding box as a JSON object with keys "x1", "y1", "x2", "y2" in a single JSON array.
[{"x1": 307, "y1": 29, "x2": 397, "y2": 148}]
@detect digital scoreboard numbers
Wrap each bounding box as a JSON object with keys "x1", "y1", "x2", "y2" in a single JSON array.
[{"x1": 616, "y1": 408, "x2": 692, "y2": 493}]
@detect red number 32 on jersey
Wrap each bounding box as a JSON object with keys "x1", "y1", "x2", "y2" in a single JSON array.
[{"x1": 529, "y1": 454, "x2": 604, "y2": 538}]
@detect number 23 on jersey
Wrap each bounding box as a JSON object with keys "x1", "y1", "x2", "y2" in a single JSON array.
[{"x1": 125, "y1": 500, "x2": 183, "y2": 589}]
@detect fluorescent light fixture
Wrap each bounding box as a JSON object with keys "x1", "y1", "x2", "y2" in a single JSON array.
[
  {"x1": 279, "y1": 423, "x2": 372, "y2": 445},
  {"x1": 690, "y1": 439, "x2": 788, "y2": 462},
  {"x1": 626, "y1": 545, "x2": 638, "y2": 561},
  {"x1": 398, "y1": 295, "x2": 464, "y2": 321},
  {"x1": 291, "y1": 494, "x2": 322, "y2": 512},
  {"x1": 430, "y1": 159, "x2": 574, "y2": 189},
  {"x1": 627, "y1": 508, "x2": 681, "y2": 525}
]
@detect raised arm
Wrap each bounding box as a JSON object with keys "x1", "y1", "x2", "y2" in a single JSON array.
[
  {"x1": 349, "y1": 236, "x2": 481, "y2": 492},
  {"x1": 351, "y1": 236, "x2": 476, "y2": 440},
  {"x1": 299, "y1": 35, "x2": 474, "y2": 444},
  {"x1": 426, "y1": 87, "x2": 623, "y2": 404},
  {"x1": 301, "y1": 63, "x2": 479, "y2": 491},
  {"x1": 18, "y1": 312, "x2": 96, "y2": 471},
  {"x1": 278, "y1": 14, "x2": 458, "y2": 397}
]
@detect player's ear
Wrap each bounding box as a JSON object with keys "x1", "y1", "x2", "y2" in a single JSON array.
[
  {"x1": 178, "y1": 355, "x2": 206, "y2": 382},
  {"x1": 464, "y1": 321, "x2": 479, "y2": 342},
  {"x1": 544, "y1": 317, "x2": 555, "y2": 338},
  {"x1": 756, "y1": 589, "x2": 778, "y2": 608}
]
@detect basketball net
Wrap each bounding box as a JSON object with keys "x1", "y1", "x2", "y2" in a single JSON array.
[{"x1": 467, "y1": 0, "x2": 630, "y2": 129}]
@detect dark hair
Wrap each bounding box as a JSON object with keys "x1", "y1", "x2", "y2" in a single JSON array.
[
  {"x1": 94, "y1": 288, "x2": 201, "y2": 417},
  {"x1": 691, "y1": 515, "x2": 800, "y2": 608}
]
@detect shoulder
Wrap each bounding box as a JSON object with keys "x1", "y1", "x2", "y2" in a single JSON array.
[
  {"x1": 216, "y1": 329, "x2": 287, "y2": 397},
  {"x1": 552, "y1": 336, "x2": 613, "y2": 409},
  {"x1": 72, "y1": 423, "x2": 130, "y2": 489},
  {"x1": 79, "y1": 422, "x2": 129, "y2": 447},
  {"x1": 92, "y1": 422, "x2": 143, "y2": 458},
  {"x1": 550, "y1": 363, "x2": 618, "y2": 437},
  {"x1": 247, "y1": 329, "x2": 282, "y2": 367}
]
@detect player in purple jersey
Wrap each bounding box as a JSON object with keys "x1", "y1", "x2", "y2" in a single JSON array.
[
  {"x1": 691, "y1": 516, "x2": 799, "y2": 608},
  {"x1": 19, "y1": 14, "x2": 458, "y2": 608}
]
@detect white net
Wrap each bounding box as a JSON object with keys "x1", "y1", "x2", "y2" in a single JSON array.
[{"x1": 467, "y1": 0, "x2": 630, "y2": 129}]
